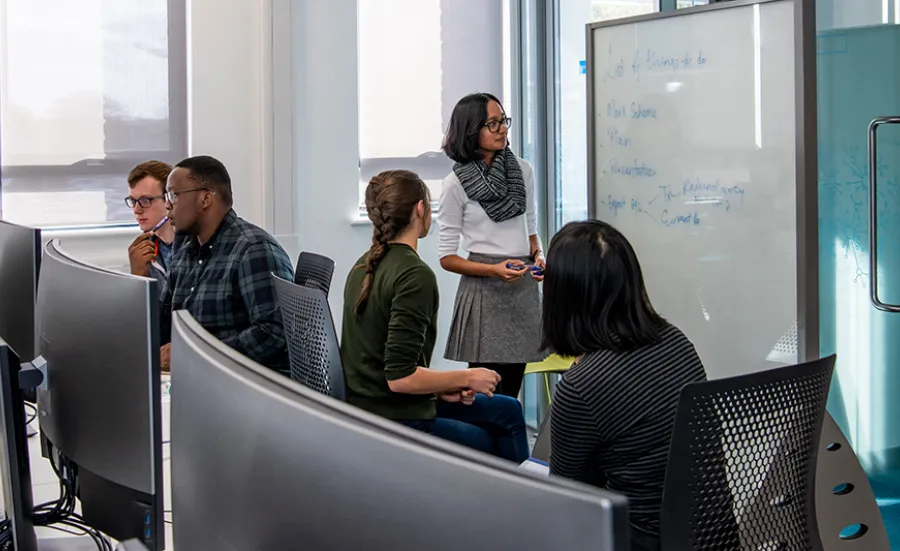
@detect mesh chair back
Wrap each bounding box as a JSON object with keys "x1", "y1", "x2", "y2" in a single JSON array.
[
  {"x1": 660, "y1": 355, "x2": 836, "y2": 551},
  {"x1": 272, "y1": 274, "x2": 345, "y2": 400},
  {"x1": 294, "y1": 252, "x2": 335, "y2": 297}
]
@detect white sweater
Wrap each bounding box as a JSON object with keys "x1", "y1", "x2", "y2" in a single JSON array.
[{"x1": 437, "y1": 157, "x2": 538, "y2": 259}]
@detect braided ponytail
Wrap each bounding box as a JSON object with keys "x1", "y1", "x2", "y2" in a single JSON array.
[{"x1": 354, "y1": 170, "x2": 430, "y2": 314}]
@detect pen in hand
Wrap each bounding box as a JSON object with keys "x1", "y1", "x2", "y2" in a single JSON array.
[
  {"x1": 150, "y1": 216, "x2": 168, "y2": 258},
  {"x1": 507, "y1": 263, "x2": 543, "y2": 276},
  {"x1": 150, "y1": 216, "x2": 169, "y2": 233}
]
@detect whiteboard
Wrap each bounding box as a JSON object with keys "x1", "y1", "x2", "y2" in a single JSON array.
[{"x1": 587, "y1": 0, "x2": 803, "y2": 379}]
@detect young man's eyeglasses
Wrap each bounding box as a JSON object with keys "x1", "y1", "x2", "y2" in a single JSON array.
[
  {"x1": 484, "y1": 117, "x2": 512, "y2": 133},
  {"x1": 125, "y1": 195, "x2": 165, "y2": 208}
]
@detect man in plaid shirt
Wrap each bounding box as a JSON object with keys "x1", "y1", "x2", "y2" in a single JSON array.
[{"x1": 158, "y1": 155, "x2": 294, "y2": 373}]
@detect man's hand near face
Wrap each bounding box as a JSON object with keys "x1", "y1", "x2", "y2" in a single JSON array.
[{"x1": 129, "y1": 233, "x2": 156, "y2": 276}]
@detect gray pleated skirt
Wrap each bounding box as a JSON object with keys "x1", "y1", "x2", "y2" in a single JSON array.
[{"x1": 444, "y1": 252, "x2": 547, "y2": 364}]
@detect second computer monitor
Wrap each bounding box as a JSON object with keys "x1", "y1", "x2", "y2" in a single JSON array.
[
  {"x1": 35, "y1": 240, "x2": 164, "y2": 551},
  {"x1": 0, "y1": 339, "x2": 37, "y2": 550},
  {"x1": 0, "y1": 219, "x2": 41, "y2": 363},
  {"x1": 171, "y1": 310, "x2": 629, "y2": 551}
]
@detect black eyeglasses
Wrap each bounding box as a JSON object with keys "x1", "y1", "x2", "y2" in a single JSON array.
[
  {"x1": 125, "y1": 195, "x2": 165, "y2": 209},
  {"x1": 484, "y1": 117, "x2": 512, "y2": 133},
  {"x1": 165, "y1": 188, "x2": 212, "y2": 205}
]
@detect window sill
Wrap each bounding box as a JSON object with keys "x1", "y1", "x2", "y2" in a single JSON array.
[
  {"x1": 42, "y1": 223, "x2": 139, "y2": 240},
  {"x1": 353, "y1": 201, "x2": 440, "y2": 226}
]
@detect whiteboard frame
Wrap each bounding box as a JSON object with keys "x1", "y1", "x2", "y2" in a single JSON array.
[{"x1": 584, "y1": 0, "x2": 819, "y2": 364}]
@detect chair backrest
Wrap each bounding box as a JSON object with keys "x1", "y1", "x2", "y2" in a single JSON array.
[
  {"x1": 531, "y1": 411, "x2": 552, "y2": 463},
  {"x1": 294, "y1": 252, "x2": 335, "y2": 297},
  {"x1": 272, "y1": 274, "x2": 345, "y2": 401},
  {"x1": 815, "y1": 411, "x2": 891, "y2": 550},
  {"x1": 660, "y1": 355, "x2": 836, "y2": 551}
]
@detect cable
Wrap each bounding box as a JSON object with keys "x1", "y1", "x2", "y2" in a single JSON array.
[
  {"x1": 58, "y1": 517, "x2": 112, "y2": 551},
  {"x1": 24, "y1": 402, "x2": 37, "y2": 426},
  {"x1": 55, "y1": 521, "x2": 105, "y2": 551},
  {"x1": 31, "y1": 452, "x2": 112, "y2": 551},
  {"x1": 44, "y1": 524, "x2": 83, "y2": 537}
]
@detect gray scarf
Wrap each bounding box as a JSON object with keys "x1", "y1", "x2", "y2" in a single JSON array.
[{"x1": 452, "y1": 147, "x2": 526, "y2": 223}]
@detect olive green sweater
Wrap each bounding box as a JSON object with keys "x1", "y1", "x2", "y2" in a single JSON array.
[{"x1": 340, "y1": 244, "x2": 439, "y2": 420}]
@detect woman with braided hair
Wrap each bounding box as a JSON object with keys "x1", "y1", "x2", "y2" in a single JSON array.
[
  {"x1": 437, "y1": 93, "x2": 547, "y2": 400},
  {"x1": 340, "y1": 170, "x2": 529, "y2": 463}
]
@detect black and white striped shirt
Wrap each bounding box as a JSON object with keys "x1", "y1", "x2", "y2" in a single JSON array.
[{"x1": 549, "y1": 323, "x2": 707, "y2": 539}]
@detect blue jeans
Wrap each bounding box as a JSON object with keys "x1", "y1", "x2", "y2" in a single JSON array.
[{"x1": 398, "y1": 394, "x2": 529, "y2": 463}]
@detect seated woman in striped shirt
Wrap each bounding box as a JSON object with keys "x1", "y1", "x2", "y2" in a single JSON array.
[{"x1": 541, "y1": 220, "x2": 708, "y2": 551}]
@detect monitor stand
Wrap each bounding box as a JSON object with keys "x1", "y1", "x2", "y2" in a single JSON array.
[{"x1": 38, "y1": 535, "x2": 107, "y2": 550}]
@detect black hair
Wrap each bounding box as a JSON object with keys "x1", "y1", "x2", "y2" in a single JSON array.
[
  {"x1": 174, "y1": 155, "x2": 234, "y2": 207},
  {"x1": 442, "y1": 92, "x2": 505, "y2": 164},
  {"x1": 541, "y1": 220, "x2": 666, "y2": 356}
]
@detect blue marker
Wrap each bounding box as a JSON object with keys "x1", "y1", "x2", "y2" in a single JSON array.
[{"x1": 506, "y1": 263, "x2": 543, "y2": 276}]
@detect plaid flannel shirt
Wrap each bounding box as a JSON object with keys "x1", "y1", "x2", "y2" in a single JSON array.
[{"x1": 160, "y1": 209, "x2": 294, "y2": 370}]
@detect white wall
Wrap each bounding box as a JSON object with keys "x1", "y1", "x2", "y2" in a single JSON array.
[
  {"x1": 187, "y1": 0, "x2": 273, "y2": 229},
  {"x1": 290, "y1": 0, "x2": 460, "y2": 369},
  {"x1": 44, "y1": 0, "x2": 462, "y2": 369},
  {"x1": 45, "y1": 0, "x2": 275, "y2": 271}
]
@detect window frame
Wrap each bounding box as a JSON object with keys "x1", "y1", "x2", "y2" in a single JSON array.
[{"x1": 0, "y1": 0, "x2": 189, "y2": 226}]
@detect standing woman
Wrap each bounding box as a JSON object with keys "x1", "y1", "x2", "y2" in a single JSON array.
[{"x1": 437, "y1": 92, "x2": 546, "y2": 399}]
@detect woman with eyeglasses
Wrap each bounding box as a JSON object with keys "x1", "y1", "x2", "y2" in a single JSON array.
[
  {"x1": 125, "y1": 161, "x2": 177, "y2": 286},
  {"x1": 437, "y1": 93, "x2": 546, "y2": 399}
]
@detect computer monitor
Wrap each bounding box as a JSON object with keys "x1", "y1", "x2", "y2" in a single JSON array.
[
  {"x1": 0, "y1": 339, "x2": 38, "y2": 551},
  {"x1": 170, "y1": 310, "x2": 630, "y2": 551},
  {"x1": 0, "y1": 219, "x2": 41, "y2": 363},
  {"x1": 35, "y1": 240, "x2": 164, "y2": 551}
]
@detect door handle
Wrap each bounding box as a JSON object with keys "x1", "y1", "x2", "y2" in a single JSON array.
[{"x1": 868, "y1": 117, "x2": 900, "y2": 312}]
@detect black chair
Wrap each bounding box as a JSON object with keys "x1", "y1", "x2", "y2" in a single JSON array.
[
  {"x1": 659, "y1": 355, "x2": 837, "y2": 551},
  {"x1": 815, "y1": 411, "x2": 890, "y2": 550},
  {"x1": 531, "y1": 410, "x2": 552, "y2": 463},
  {"x1": 272, "y1": 274, "x2": 345, "y2": 400},
  {"x1": 294, "y1": 252, "x2": 335, "y2": 297}
]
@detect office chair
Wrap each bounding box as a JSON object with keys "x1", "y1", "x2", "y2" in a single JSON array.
[
  {"x1": 272, "y1": 274, "x2": 345, "y2": 400},
  {"x1": 530, "y1": 409, "x2": 551, "y2": 463},
  {"x1": 659, "y1": 355, "x2": 837, "y2": 551},
  {"x1": 815, "y1": 411, "x2": 890, "y2": 550},
  {"x1": 294, "y1": 251, "x2": 335, "y2": 296},
  {"x1": 524, "y1": 354, "x2": 572, "y2": 404}
]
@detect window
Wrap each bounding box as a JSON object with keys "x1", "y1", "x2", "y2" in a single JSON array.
[
  {"x1": 0, "y1": 0, "x2": 187, "y2": 228},
  {"x1": 677, "y1": 0, "x2": 710, "y2": 7},
  {"x1": 817, "y1": 0, "x2": 898, "y2": 30},
  {"x1": 553, "y1": 0, "x2": 657, "y2": 228},
  {"x1": 357, "y1": 0, "x2": 512, "y2": 212}
]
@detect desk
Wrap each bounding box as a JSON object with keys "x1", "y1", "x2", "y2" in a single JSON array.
[{"x1": 27, "y1": 383, "x2": 174, "y2": 550}]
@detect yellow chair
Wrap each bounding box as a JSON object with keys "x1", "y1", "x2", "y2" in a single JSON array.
[{"x1": 524, "y1": 354, "x2": 573, "y2": 404}]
